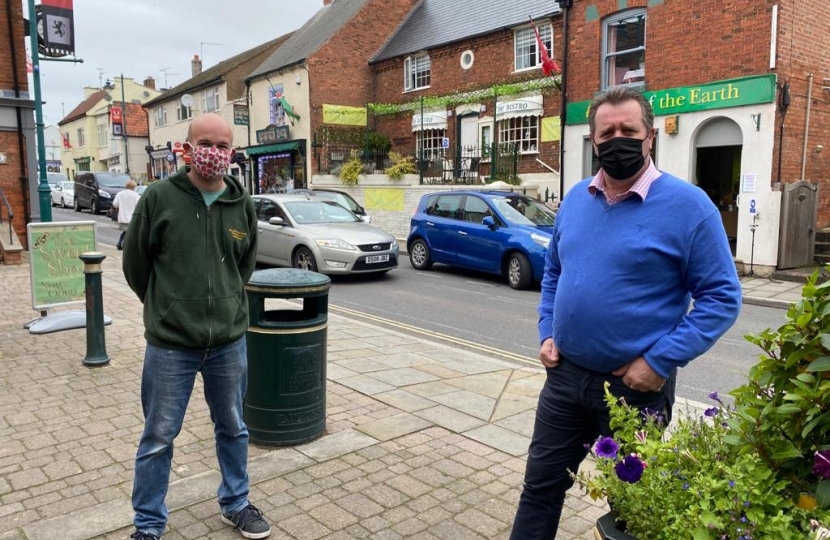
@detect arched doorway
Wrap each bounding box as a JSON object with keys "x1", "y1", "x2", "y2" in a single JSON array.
[{"x1": 693, "y1": 117, "x2": 743, "y2": 254}]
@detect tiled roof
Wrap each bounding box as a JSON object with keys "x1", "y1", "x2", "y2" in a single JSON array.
[
  {"x1": 373, "y1": 0, "x2": 559, "y2": 62},
  {"x1": 58, "y1": 89, "x2": 107, "y2": 126},
  {"x1": 144, "y1": 33, "x2": 294, "y2": 108},
  {"x1": 124, "y1": 103, "x2": 149, "y2": 138},
  {"x1": 247, "y1": 0, "x2": 370, "y2": 81}
]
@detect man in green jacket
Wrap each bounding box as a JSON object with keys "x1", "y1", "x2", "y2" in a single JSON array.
[{"x1": 123, "y1": 113, "x2": 268, "y2": 539}]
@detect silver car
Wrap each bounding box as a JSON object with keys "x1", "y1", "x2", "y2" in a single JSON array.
[
  {"x1": 50, "y1": 180, "x2": 74, "y2": 208},
  {"x1": 253, "y1": 194, "x2": 399, "y2": 275}
]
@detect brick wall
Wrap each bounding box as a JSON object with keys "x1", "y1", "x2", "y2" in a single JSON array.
[
  {"x1": 369, "y1": 19, "x2": 564, "y2": 176},
  {"x1": 0, "y1": 0, "x2": 30, "y2": 247},
  {"x1": 307, "y1": 0, "x2": 420, "y2": 169}
]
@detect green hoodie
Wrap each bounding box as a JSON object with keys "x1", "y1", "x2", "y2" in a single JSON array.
[{"x1": 123, "y1": 168, "x2": 258, "y2": 350}]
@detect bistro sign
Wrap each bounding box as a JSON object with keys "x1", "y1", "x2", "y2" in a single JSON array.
[
  {"x1": 566, "y1": 74, "x2": 776, "y2": 125},
  {"x1": 256, "y1": 125, "x2": 290, "y2": 144}
]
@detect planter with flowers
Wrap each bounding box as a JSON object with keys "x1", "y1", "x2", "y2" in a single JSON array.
[{"x1": 576, "y1": 272, "x2": 830, "y2": 540}]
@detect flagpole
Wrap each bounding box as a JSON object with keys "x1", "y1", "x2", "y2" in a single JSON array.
[{"x1": 28, "y1": 0, "x2": 51, "y2": 222}]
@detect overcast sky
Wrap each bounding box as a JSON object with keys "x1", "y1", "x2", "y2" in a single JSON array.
[{"x1": 24, "y1": 0, "x2": 322, "y2": 126}]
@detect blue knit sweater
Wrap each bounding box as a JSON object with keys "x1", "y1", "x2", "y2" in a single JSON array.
[{"x1": 538, "y1": 173, "x2": 742, "y2": 378}]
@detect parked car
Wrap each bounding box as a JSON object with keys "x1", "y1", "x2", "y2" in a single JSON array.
[
  {"x1": 135, "y1": 185, "x2": 148, "y2": 196},
  {"x1": 50, "y1": 181, "x2": 75, "y2": 208},
  {"x1": 407, "y1": 190, "x2": 556, "y2": 290},
  {"x1": 252, "y1": 193, "x2": 398, "y2": 275},
  {"x1": 47, "y1": 172, "x2": 69, "y2": 206},
  {"x1": 73, "y1": 172, "x2": 131, "y2": 214},
  {"x1": 287, "y1": 188, "x2": 371, "y2": 222}
]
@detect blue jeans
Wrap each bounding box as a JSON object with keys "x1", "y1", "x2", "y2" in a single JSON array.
[
  {"x1": 132, "y1": 337, "x2": 250, "y2": 536},
  {"x1": 510, "y1": 356, "x2": 675, "y2": 540}
]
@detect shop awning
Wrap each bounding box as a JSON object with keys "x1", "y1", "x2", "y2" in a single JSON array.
[
  {"x1": 412, "y1": 110, "x2": 448, "y2": 132},
  {"x1": 245, "y1": 141, "x2": 301, "y2": 156},
  {"x1": 495, "y1": 94, "x2": 543, "y2": 120}
]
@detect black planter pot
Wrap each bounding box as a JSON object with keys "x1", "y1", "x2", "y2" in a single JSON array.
[{"x1": 594, "y1": 512, "x2": 641, "y2": 540}]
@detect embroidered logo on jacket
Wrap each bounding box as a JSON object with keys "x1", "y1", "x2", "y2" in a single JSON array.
[{"x1": 229, "y1": 228, "x2": 247, "y2": 241}]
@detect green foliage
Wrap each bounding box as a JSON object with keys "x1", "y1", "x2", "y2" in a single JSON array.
[
  {"x1": 338, "y1": 149, "x2": 363, "y2": 186},
  {"x1": 366, "y1": 131, "x2": 391, "y2": 154},
  {"x1": 574, "y1": 384, "x2": 818, "y2": 539},
  {"x1": 728, "y1": 270, "x2": 830, "y2": 510},
  {"x1": 383, "y1": 152, "x2": 415, "y2": 181}
]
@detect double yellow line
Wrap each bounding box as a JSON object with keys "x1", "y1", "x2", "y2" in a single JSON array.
[{"x1": 329, "y1": 304, "x2": 539, "y2": 367}]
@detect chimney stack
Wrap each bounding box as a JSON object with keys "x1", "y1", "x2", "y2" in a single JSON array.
[
  {"x1": 143, "y1": 76, "x2": 156, "y2": 90},
  {"x1": 324, "y1": 0, "x2": 333, "y2": 5},
  {"x1": 192, "y1": 55, "x2": 202, "y2": 77}
]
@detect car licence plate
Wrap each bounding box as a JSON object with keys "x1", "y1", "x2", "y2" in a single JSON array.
[{"x1": 365, "y1": 254, "x2": 389, "y2": 264}]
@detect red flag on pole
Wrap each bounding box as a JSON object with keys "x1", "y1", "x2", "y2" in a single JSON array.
[
  {"x1": 61, "y1": 132, "x2": 72, "y2": 149},
  {"x1": 529, "y1": 16, "x2": 560, "y2": 76}
]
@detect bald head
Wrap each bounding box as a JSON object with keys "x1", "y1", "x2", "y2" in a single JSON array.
[{"x1": 186, "y1": 113, "x2": 233, "y2": 146}]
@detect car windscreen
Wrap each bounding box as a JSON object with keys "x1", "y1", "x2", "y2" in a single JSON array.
[
  {"x1": 95, "y1": 174, "x2": 131, "y2": 188},
  {"x1": 60, "y1": 182, "x2": 73, "y2": 191},
  {"x1": 283, "y1": 200, "x2": 360, "y2": 224},
  {"x1": 47, "y1": 173, "x2": 69, "y2": 185},
  {"x1": 493, "y1": 196, "x2": 556, "y2": 227}
]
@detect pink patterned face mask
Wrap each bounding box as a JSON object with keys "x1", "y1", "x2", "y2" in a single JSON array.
[{"x1": 190, "y1": 146, "x2": 233, "y2": 180}]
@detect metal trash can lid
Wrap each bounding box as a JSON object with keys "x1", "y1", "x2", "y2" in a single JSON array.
[{"x1": 247, "y1": 268, "x2": 330, "y2": 294}]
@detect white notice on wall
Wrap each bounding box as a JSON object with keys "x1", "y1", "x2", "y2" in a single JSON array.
[{"x1": 742, "y1": 174, "x2": 757, "y2": 193}]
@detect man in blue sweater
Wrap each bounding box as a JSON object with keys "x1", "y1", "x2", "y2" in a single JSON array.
[{"x1": 509, "y1": 86, "x2": 742, "y2": 539}]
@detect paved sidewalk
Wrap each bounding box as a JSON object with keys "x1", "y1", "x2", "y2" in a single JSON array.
[{"x1": 0, "y1": 250, "x2": 802, "y2": 540}]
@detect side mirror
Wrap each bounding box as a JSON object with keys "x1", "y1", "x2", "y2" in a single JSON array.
[
  {"x1": 268, "y1": 217, "x2": 284, "y2": 226},
  {"x1": 482, "y1": 216, "x2": 496, "y2": 229}
]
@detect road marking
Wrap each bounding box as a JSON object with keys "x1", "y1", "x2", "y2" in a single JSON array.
[{"x1": 330, "y1": 304, "x2": 540, "y2": 367}]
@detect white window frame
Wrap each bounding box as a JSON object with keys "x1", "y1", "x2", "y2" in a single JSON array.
[
  {"x1": 514, "y1": 23, "x2": 553, "y2": 72},
  {"x1": 177, "y1": 103, "x2": 192, "y2": 121},
  {"x1": 404, "y1": 55, "x2": 431, "y2": 92},
  {"x1": 97, "y1": 124, "x2": 108, "y2": 148},
  {"x1": 76, "y1": 128, "x2": 85, "y2": 148},
  {"x1": 154, "y1": 106, "x2": 167, "y2": 128},
  {"x1": 602, "y1": 9, "x2": 647, "y2": 90},
  {"x1": 416, "y1": 129, "x2": 446, "y2": 160},
  {"x1": 202, "y1": 86, "x2": 220, "y2": 113},
  {"x1": 498, "y1": 116, "x2": 540, "y2": 154}
]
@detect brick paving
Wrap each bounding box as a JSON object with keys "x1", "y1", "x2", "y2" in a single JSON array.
[{"x1": 0, "y1": 247, "x2": 793, "y2": 540}]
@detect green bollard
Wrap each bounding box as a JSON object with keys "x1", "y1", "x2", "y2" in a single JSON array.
[{"x1": 80, "y1": 252, "x2": 110, "y2": 367}]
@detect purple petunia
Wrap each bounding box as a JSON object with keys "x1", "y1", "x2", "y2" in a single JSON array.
[
  {"x1": 814, "y1": 449, "x2": 830, "y2": 479},
  {"x1": 594, "y1": 436, "x2": 620, "y2": 459},
  {"x1": 615, "y1": 454, "x2": 645, "y2": 483},
  {"x1": 704, "y1": 407, "x2": 719, "y2": 417},
  {"x1": 708, "y1": 391, "x2": 723, "y2": 404}
]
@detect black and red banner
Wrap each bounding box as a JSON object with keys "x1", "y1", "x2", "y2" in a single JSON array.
[{"x1": 41, "y1": 0, "x2": 75, "y2": 56}]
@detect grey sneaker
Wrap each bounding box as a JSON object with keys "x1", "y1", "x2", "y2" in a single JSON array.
[
  {"x1": 221, "y1": 504, "x2": 271, "y2": 539},
  {"x1": 130, "y1": 532, "x2": 159, "y2": 540}
]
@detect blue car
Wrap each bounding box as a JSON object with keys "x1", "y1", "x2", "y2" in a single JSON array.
[{"x1": 407, "y1": 190, "x2": 555, "y2": 290}]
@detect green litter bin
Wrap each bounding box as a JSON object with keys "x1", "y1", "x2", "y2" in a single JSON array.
[{"x1": 244, "y1": 268, "x2": 330, "y2": 446}]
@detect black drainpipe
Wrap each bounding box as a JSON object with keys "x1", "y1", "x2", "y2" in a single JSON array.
[
  {"x1": 557, "y1": 0, "x2": 572, "y2": 201},
  {"x1": 776, "y1": 82, "x2": 790, "y2": 183},
  {"x1": 6, "y1": 0, "x2": 31, "y2": 228}
]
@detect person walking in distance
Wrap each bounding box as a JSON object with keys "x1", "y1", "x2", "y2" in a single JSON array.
[
  {"x1": 123, "y1": 113, "x2": 267, "y2": 539},
  {"x1": 112, "y1": 179, "x2": 140, "y2": 250},
  {"x1": 509, "y1": 86, "x2": 742, "y2": 539}
]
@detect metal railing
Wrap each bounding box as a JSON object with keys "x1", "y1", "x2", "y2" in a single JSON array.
[
  {"x1": 317, "y1": 143, "x2": 521, "y2": 185},
  {"x1": 0, "y1": 188, "x2": 15, "y2": 245}
]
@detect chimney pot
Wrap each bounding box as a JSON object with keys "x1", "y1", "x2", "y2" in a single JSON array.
[
  {"x1": 143, "y1": 76, "x2": 156, "y2": 90},
  {"x1": 324, "y1": 0, "x2": 333, "y2": 4},
  {"x1": 191, "y1": 54, "x2": 203, "y2": 77}
]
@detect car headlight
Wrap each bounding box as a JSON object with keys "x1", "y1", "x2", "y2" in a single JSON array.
[
  {"x1": 315, "y1": 238, "x2": 357, "y2": 251},
  {"x1": 98, "y1": 190, "x2": 111, "y2": 198},
  {"x1": 531, "y1": 233, "x2": 550, "y2": 249},
  {"x1": 390, "y1": 237, "x2": 399, "y2": 249}
]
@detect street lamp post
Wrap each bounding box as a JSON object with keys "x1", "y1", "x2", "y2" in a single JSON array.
[
  {"x1": 120, "y1": 74, "x2": 130, "y2": 175},
  {"x1": 28, "y1": 0, "x2": 51, "y2": 222}
]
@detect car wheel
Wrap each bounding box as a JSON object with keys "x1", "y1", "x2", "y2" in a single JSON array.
[
  {"x1": 74, "y1": 198, "x2": 81, "y2": 212},
  {"x1": 409, "y1": 239, "x2": 433, "y2": 270},
  {"x1": 292, "y1": 247, "x2": 318, "y2": 272},
  {"x1": 61, "y1": 198, "x2": 67, "y2": 208},
  {"x1": 91, "y1": 198, "x2": 99, "y2": 214},
  {"x1": 507, "y1": 252, "x2": 533, "y2": 290}
]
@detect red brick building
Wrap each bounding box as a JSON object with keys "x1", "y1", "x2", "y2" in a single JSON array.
[{"x1": 0, "y1": 0, "x2": 38, "y2": 254}]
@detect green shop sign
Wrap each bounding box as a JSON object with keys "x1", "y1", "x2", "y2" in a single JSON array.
[
  {"x1": 27, "y1": 221, "x2": 97, "y2": 309},
  {"x1": 566, "y1": 74, "x2": 776, "y2": 125}
]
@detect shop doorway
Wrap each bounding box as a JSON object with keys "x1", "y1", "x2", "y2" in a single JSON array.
[{"x1": 693, "y1": 117, "x2": 743, "y2": 254}]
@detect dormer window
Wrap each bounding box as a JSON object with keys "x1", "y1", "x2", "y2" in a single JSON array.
[{"x1": 404, "y1": 54, "x2": 431, "y2": 92}]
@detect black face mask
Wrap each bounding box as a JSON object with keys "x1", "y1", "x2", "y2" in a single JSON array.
[{"x1": 595, "y1": 137, "x2": 647, "y2": 181}]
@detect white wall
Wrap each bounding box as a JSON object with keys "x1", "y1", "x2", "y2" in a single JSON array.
[{"x1": 248, "y1": 68, "x2": 311, "y2": 153}]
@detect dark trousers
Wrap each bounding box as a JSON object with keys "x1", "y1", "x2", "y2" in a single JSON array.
[
  {"x1": 117, "y1": 231, "x2": 126, "y2": 248},
  {"x1": 509, "y1": 356, "x2": 676, "y2": 540}
]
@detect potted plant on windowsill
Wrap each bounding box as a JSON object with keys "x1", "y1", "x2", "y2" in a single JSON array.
[{"x1": 576, "y1": 271, "x2": 830, "y2": 540}]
